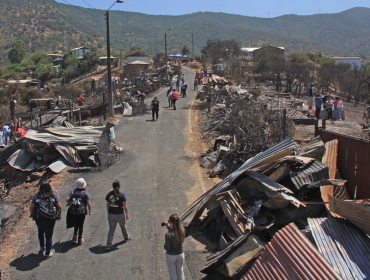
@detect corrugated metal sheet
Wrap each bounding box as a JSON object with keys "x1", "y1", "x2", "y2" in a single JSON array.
[
  {"x1": 54, "y1": 144, "x2": 81, "y2": 167},
  {"x1": 298, "y1": 135, "x2": 326, "y2": 158},
  {"x1": 241, "y1": 223, "x2": 342, "y2": 280},
  {"x1": 7, "y1": 149, "x2": 35, "y2": 171},
  {"x1": 321, "y1": 185, "x2": 350, "y2": 218},
  {"x1": 179, "y1": 138, "x2": 297, "y2": 227},
  {"x1": 329, "y1": 195, "x2": 370, "y2": 236},
  {"x1": 318, "y1": 129, "x2": 370, "y2": 199},
  {"x1": 50, "y1": 116, "x2": 67, "y2": 128},
  {"x1": 322, "y1": 139, "x2": 338, "y2": 179},
  {"x1": 64, "y1": 120, "x2": 74, "y2": 128},
  {"x1": 201, "y1": 234, "x2": 250, "y2": 274},
  {"x1": 48, "y1": 158, "x2": 68, "y2": 173},
  {"x1": 244, "y1": 171, "x2": 304, "y2": 207},
  {"x1": 309, "y1": 216, "x2": 370, "y2": 280},
  {"x1": 25, "y1": 126, "x2": 105, "y2": 144},
  {"x1": 290, "y1": 159, "x2": 329, "y2": 189}
]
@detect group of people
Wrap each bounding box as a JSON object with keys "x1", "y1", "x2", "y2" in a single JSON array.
[
  {"x1": 30, "y1": 180, "x2": 186, "y2": 280},
  {"x1": 309, "y1": 84, "x2": 343, "y2": 121},
  {"x1": 30, "y1": 179, "x2": 131, "y2": 257},
  {"x1": 1, "y1": 122, "x2": 25, "y2": 145}
]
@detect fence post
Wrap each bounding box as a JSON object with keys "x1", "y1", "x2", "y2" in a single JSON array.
[
  {"x1": 282, "y1": 108, "x2": 287, "y2": 139},
  {"x1": 322, "y1": 118, "x2": 326, "y2": 130},
  {"x1": 315, "y1": 118, "x2": 319, "y2": 137}
]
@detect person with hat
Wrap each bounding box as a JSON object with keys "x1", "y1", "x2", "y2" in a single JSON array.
[{"x1": 66, "y1": 178, "x2": 92, "y2": 245}]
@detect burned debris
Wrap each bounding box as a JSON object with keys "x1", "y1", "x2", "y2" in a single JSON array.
[{"x1": 182, "y1": 133, "x2": 370, "y2": 279}]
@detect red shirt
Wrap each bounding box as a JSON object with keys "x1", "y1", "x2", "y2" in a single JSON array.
[
  {"x1": 194, "y1": 78, "x2": 198, "y2": 84},
  {"x1": 172, "y1": 91, "x2": 179, "y2": 100},
  {"x1": 77, "y1": 96, "x2": 84, "y2": 105},
  {"x1": 10, "y1": 124, "x2": 15, "y2": 134},
  {"x1": 334, "y1": 100, "x2": 339, "y2": 109},
  {"x1": 17, "y1": 128, "x2": 26, "y2": 138}
]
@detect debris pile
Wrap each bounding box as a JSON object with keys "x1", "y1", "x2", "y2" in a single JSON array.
[
  {"x1": 1, "y1": 117, "x2": 121, "y2": 175},
  {"x1": 181, "y1": 136, "x2": 370, "y2": 279}
]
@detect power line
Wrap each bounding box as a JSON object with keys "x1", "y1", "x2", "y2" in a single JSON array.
[
  {"x1": 81, "y1": 0, "x2": 97, "y2": 10},
  {"x1": 59, "y1": 0, "x2": 95, "y2": 17}
]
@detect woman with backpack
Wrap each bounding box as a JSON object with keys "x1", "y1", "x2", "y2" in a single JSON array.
[
  {"x1": 105, "y1": 180, "x2": 131, "y2": 251},
  {"x1": 66, "y1": 178, "x2": 92, "y2": 245},
  {"x1": 29, "y1": 182, "x2": 62, "y2": 258},
  {"x1": 162, "y1": 213, "x2": 186, "y2": 280}
]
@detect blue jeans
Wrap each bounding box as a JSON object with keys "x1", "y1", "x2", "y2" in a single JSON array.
[
  {"x1": 334, "y1": 108, "x2": 340, "y2": 121},
  {"x1": 36, "y1": 220, "x2": 56, "y2": 255}
]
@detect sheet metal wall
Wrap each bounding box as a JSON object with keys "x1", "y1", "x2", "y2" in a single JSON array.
[{"x1": 318, "y1": 129, "x2": 370, "y2": 199}]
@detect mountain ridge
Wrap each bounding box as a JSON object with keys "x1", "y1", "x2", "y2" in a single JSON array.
[{"x1": 0, "y1": 0, "x2": 369, "y2": 67}]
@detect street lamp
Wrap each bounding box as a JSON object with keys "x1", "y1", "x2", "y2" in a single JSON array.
[
  {"x1": 165, "y1": 27, "x2": 173, "y2": 79},
  {"x1": 106, "y1": 0, "x2": 123, "y2": 116}
]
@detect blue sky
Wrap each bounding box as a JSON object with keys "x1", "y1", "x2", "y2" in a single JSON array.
[{"x1": 55, "y1": 0, "x2": 370, "y2": 18}]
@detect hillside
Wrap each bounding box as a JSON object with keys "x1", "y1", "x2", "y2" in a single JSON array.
[{"x1": 0, "y1": 0, "x2": 369, "y2": 67}]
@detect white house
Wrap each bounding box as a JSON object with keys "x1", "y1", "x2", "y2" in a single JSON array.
[
  {"x1": 71, "y1": 47, "x2": 91, "y2": 58},
  {"x1": 126, "y1": 52, "x2": 151, "y2": 64},
  {"x1": 331, "y1": 57, "x2": 362, "y2": 70},
  {"x1": 240, "y1": 47, "x2": 259, "y2": 60}
]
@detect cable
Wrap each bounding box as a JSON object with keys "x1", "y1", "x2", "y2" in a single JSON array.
[
  {"x1": 59, "y1": 0, "x2": 95, "y2": 17},
  {"x1": 81, "y1": 0, "x2": 97, "y2": 10}
]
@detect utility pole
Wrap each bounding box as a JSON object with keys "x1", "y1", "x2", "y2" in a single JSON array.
[
  {"x1": 105, "y1": 0, "x2": 123, "y2": 116},
  {"x1": 165, "y1": 28, "x2": 173, "y2": 79},
  {"x1": 192, "y1": 34, "x2": 194, "y2": 60}
]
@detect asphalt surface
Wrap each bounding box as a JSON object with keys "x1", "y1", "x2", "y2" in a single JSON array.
[{"x1": 7, "y1": 67, "x2": 204, "y2": 279}]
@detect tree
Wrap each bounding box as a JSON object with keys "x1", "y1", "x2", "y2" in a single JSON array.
[
  {"x1": 8, "y1": 40, "x2": 27, "y2": 64},
  {"x1": 201, "y1": 39, "x2": 241, "y2": 65},
  {"x1": 36, "y1": 64, "x2": 54, "y2": 83},
  {"x1": 181, "y1": 46, "x2": 190, "y2": 56}
]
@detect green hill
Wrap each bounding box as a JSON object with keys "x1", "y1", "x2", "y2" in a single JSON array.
[{"x1": 0, "y1": 0, "x2": 369, "y2": 67}]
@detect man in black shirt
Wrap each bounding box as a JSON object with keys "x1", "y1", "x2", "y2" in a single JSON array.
[{"x1": 150, "y1": 97, "x2": 160, "y2": 121}]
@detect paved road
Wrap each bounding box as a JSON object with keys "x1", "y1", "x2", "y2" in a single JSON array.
[{"x1": 7, "y1": 67, "x2": 205, "y2": 279}]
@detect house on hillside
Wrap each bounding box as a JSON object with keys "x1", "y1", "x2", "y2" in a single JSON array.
[
  {"x1": 331, "y1": 57, "x2": 362, "y2": 70},
  {"x1": 48, "y1": 54, "x2": 63, "y2": 72},
  {"x1": 99, "y1": 56, "x2": 116, "y2": 66},
  {"x1": 253, "y1": 46, "x2": 285, "y2": 61},
  {"x1": 71, "y1": 47, "x2": 91, "y2": 58},
  {"x1": 240, "y1": 47, "x2": 259, "y2": 60},
  {"x1": 126, "y1": 52, "x2": 151, "y2": 64}
]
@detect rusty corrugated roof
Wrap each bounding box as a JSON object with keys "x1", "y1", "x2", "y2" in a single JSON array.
[
  {"x1": 50, "y1": 116, "x2": 67, "y2": 128},
  {"x1": 298, "y1": 135, "x2": 326, "y2": 157},
  {"x1": 309, "y1": 216, "x2": 370, "y2": 280},
  {"x1": 322, "y1": 139, "x2": 338, "y2": 179},
  {"x1": 179, "y1": 138, "x2": 297, "y2": 227},
  {"x1": 241, "y1": 223, "x2": 342, "y2": 280},
  {"x1": 54, "y1": 144, "x2": 81, "y2": 167},
  {"x1": 7, "y1": 149, "x2": 35, "y2": 171}
]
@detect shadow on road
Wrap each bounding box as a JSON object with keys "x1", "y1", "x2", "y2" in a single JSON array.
[
  {"x1": 89, "y1": 240, "x2": 126, "y2": 255},
  {"x1": 9, "y1": 253, "x2": 44, "y2": 271},
  {"x1": 53, "y1": 240, "x2": 79, "y2": 253}
]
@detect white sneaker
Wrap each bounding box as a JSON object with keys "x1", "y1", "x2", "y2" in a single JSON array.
[{"x1": 45, "y1": 250, "x2": 54, "y2": 258}]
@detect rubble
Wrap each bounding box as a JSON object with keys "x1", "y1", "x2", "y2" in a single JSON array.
[{"x1": 181, "y1": 134, "x2": 370, "y2": 279}]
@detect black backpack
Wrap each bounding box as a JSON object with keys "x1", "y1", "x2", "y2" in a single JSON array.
[
  {"x1": 69, "y1": 190, "x2": 86, "y2": 216},
  {"x1": 37, "y1": 195, "x2": 58, "y2": 221}
]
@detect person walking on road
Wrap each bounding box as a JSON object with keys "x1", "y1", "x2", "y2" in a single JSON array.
[
  {"x1": 106, "y1": 180, "x2": 131, "y2": 251},
  {"x1": 66, "y1": 178, "x2": 92, "y2": 245},
  {"x1": 150, "y1": 97, "x2": 160, "y2": 121},
  {"x1": 29, "y1": 182, "x2": 62, "y2": 258},
  {"x1": 167, "y1": 86, "x2": 173, "y2": 107},
  {"x1": 163, "y1": 213, "x2": 186, "y2": 280},
  {"x1": 181, "y1": 82, "x2": 187, "y2": 98},
  {"x1": 172, "y1": 91, "x2": 179, "y2": 110},
  {"x1": 194, "y1": 77, "x2": 198, "y2": 91},
  {"x1": 181, "y1": 74, "x2": 185, "y2": 83}
]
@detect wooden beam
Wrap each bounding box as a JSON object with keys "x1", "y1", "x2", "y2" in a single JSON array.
[{"x1": 268, "y1": 163, "x2": 291, "y2": 183}]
